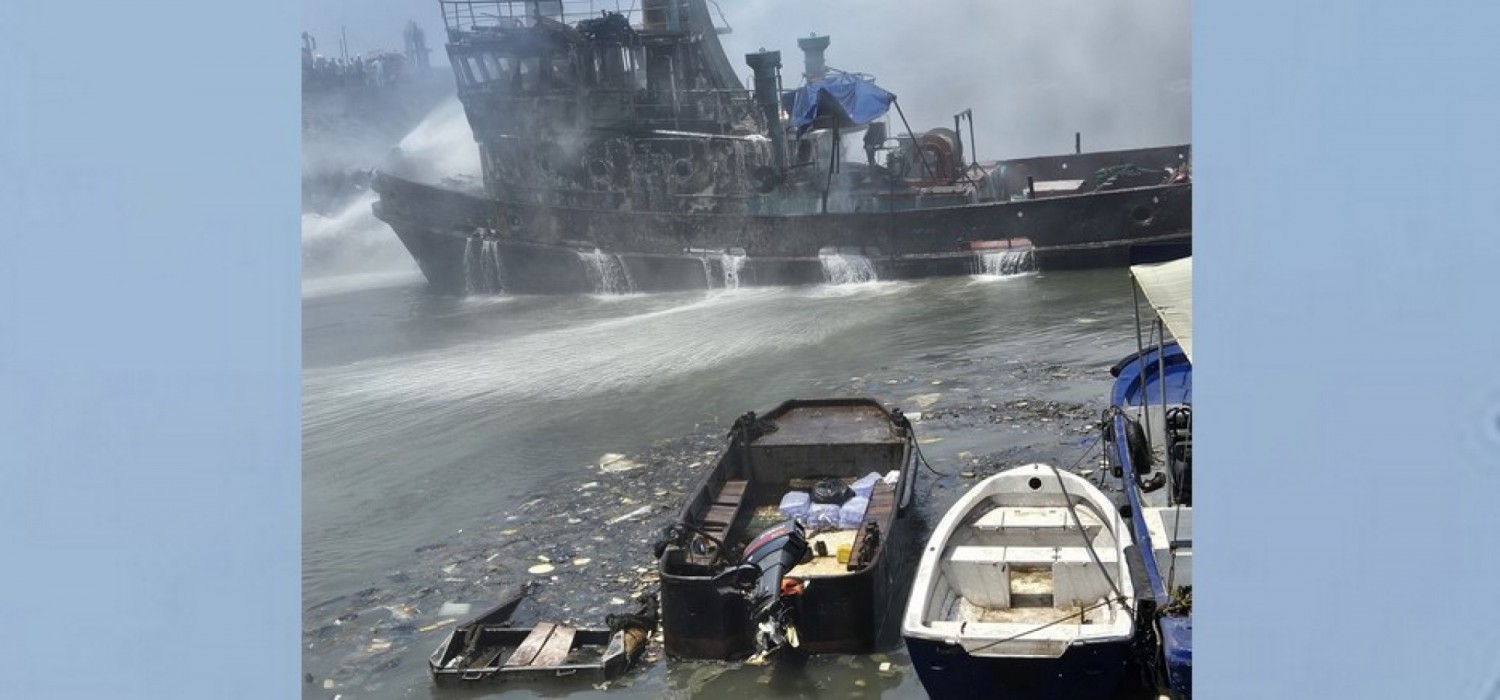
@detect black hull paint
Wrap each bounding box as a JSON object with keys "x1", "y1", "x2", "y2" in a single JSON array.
[
  {"x1": 372, "y1": 174, "x2": 1191, "y2": 295},
  {"x1": 905, "y1": 636, "x2": 1137, "y2": 700}
]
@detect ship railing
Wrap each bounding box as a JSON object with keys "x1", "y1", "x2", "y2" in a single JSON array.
[
  {"x1": 441, "y1": 0, "x2": 654, "y2": 37},
  {"x1": 490, "y1": 182, "x2": 754, "y2": 208},
  {"x1": 460, "y1": 83, "x2": 758, "y2": 128}
]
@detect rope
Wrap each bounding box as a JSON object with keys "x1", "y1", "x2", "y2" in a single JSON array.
[
  {"x1": 959, "y1": 597, "x2": 1122, "y2": 654},
  {"x1": 1047, "y1": 462, "x2": 1131, "y2": 615}
]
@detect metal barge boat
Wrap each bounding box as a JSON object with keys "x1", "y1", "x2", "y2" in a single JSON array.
[
  {"x1": 371, "y1": 0, "x2": 1192, "y2": 295},
  {"x1": 654, "y1": 398, "x2": 918, "y2": 660}
]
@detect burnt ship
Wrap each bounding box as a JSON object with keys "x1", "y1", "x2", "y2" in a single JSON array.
[{"x1": 372, "y1": 0, "x2": 1192, "y2": 295}]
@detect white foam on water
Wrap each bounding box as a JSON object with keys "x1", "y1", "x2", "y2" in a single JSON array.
[
  {"x1": 301, "y1": 270, "x2": 426, "y2": 299},
  {"x1": 303, "y1": 287, "x2": 825, "y2": 437}
]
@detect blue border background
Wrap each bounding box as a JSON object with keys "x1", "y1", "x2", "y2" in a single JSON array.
[
  {"x1": 1199, "y1": 1, "x2": 1500, "y2": 697},
  {"x1": 2, "y1": 1, "x2": 1498, "y2": 698},
  {"x1": 1, "y1": 1, "x2": 300, "y2": 697}
]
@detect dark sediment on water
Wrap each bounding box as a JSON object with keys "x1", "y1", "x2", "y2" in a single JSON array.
[{"x1": 302, "y1": 355, "x2": 1126, "y2": 695}]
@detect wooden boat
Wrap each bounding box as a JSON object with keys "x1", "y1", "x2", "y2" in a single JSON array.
[
  {"x1": 428, "y1": 593, "x2": 655, "y2": 684},
  {"x1": 902, "y1": 463, "x2": 1138, "y2": 699},
  {"x1": 656, "y1": 397, "x2": 918, "y2": 660},
  {"x1": 1107, "y1": 255, "x2": 1193, "y2": 698}
]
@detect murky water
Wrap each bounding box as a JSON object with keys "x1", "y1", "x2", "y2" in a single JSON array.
[{"x1": 303, "y1": 270, "x2": 1147, "y2": 698}]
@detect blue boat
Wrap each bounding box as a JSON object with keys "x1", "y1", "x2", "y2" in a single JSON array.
[{"x1": 1107, "y1": 256, "x2": 1193, "y2": 698}]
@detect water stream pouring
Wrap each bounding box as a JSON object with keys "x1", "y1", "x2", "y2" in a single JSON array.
[
  {"x1": 463, "y1": 236, "x2": 505, "y2": 294},
  {"x1": 979, "y1": 249, "x2": 1036, "y2": 277},
  {"x1": 577, "y1": 249, "x2": 637, "y2": 295},
  {"x1": 721, "y1": 252, "x2": 747, "y2": 289},
  {"x1": 819, "y1": 251, "x2": 877, "y2": 285}
]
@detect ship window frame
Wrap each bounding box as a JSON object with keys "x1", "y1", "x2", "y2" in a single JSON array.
[
  {"x1": 467, "y1": 55, "x2": 490, "y2": 84},
  {"x1": 482, "y1": 53, "x2": 504, "y2": 85}
]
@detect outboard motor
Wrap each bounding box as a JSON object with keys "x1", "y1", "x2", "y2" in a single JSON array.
[{"x1": 713, "y1": 519, "x2": 811, "y2": 663}]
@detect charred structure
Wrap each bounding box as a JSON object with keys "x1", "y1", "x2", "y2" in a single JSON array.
[{"x1": 372, "y1": 1, "x2": 1192, "y2": 295}]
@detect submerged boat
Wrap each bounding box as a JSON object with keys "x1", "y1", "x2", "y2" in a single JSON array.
[
  {"x1": 655, "y1": 398, "x2": 918, "y2": 660},
  {"x1": 371, "y1": 0, "x2": 1192, "y2": 296},
  {"x1": 428, "y1": 591, "x2": 657, "y2": 684},
  {"x1": 902, "y1": 463, "x2": 1138, "y2": 699},
  {"x1": 1106, "y1": 255, "x2": 1193, "y2": 698}
]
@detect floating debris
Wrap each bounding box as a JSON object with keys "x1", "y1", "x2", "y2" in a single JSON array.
[
  {"x1": 528, "y1": 563, "x2": 556, "y2": 575},
  {"x1": 573, "y1": 558, "x2": 592, "y2": 566},
  {"x1": 438, "y1": 602, "x2": 471, "y2": 617},
  {"x1": 598, "y1": 453, "x2": 643, "y2": 473},
  {"x1": 383, "y1": 604, "x2": 417, "y2": 621},
  {"x1": 608, "y1": 505, "x2": 653, "y2": 524},
  {"x1": 418, "y1": 619, "x2": 456, "y2": 633},
  {"x1": 910, "y1": 393, "x2": 942, "y2": 409}
]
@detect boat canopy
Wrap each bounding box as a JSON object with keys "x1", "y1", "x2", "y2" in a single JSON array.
[
  {"x1": 1130, "y1": 256, "x2": 1193, "y2": 364},
  {"x1": 780, "y1": 72, "x2": 895, "y2": 136}
]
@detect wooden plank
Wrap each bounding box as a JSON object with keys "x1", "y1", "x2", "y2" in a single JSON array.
[
  {"x1": 529, "y1": 625, "x2": 577, "y2": 667},
  {"x1": 847, "y1": 483, "x2": 895, "y2": 570},
  {"x1": 474, "y1": 645, "x2": 506, "y2": 669},
  {"x1": 702, "y1": 504, "x2": 738, "y2": 526},
  {"x1": 503, "y1": 623, "x2": 555, "y2": 667},
  {"x1": 716, "y1": 479, "x2": 748, "y2": 503}
]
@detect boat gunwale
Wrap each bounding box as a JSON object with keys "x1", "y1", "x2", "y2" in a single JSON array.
[{"x1": 901, "y1": 463, "x2": 1136, "y2": 657}]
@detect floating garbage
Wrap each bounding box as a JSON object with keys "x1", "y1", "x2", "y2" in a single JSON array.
[
  {"x1": 607, "y1": 505, "x2": 653, "y2": 524},
  {"x1": 418, "y1": 619, "x2": 456, "y2": 633},
  {"x1": 438, "y1": 602, "x2": 471, "y2": 617},
  {"x1": 598, "y1": 453, "x2": 643, "y2": 473},
  {"x1": 384, "y1": 604, "x2": 417, "y2": 621},
  {"x1": 572, "y1": 558, "x2": 591, "y2": 566},
  {"x1": 528, "y1": 563, "x2": 556, "y2": 575}
]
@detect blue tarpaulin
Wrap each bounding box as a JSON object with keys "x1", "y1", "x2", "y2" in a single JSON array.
[{"x1": 780, "y1": 73, "x2": 895, "y2": 136}]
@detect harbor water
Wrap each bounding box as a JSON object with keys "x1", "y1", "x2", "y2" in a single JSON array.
[{"x1": 303, "y1": 268, "x2": 1149, "y2": 698}]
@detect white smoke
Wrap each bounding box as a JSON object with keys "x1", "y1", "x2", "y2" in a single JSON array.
[
  {"x1": 301, "y1": 190, "x2": 417, "y2": 282},
  {"x1": 719, "y1": 0, "x2": 1190, "y2": 158},
  {"x1": 383, "y1": 96, "x2": 483, "y2": 186}
]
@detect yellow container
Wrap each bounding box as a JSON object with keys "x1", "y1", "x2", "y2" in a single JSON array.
[{"x1": 836, "y1": 544, "x2": 852, "y2": 564}]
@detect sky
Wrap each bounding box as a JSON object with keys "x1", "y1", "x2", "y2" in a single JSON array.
[{"x1": 301, "y1": 0, "x2": 1190, "y2": 158}]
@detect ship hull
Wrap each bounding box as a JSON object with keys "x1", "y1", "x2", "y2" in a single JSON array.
[{"x1": 372, "y1": 173, "x2": 1191, "y2": 295}]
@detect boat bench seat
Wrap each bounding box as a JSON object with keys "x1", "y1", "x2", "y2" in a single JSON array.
[
  {"x1": 945, "y1": 545, "x2": 1120, "y2": 610},
  {"x1": 689, "y1": 480, "x2": 749, "y2": 567},
  {"x1": 973, "y1": 506, "x2": 1103, "y2": 547}
]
